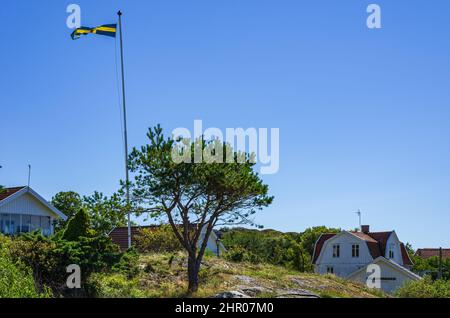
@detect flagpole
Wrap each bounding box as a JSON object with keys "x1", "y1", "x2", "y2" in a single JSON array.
[{"x1": 117, "y1": 10, "x2": 132, "y2": 249}]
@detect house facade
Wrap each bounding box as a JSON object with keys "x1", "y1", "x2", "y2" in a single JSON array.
[
  {"x1": 0, "y1": 186, "x2": 67, "y2": 236},
  {"x1": 312, "y1": 225, "x2": 421, "y2": 293}
]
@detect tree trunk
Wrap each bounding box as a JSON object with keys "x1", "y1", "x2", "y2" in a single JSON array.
[{"x1": 187, "y1": 255, "x2": 200, "y2": 294}]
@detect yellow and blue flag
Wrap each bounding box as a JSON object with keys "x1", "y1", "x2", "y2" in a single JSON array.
[{"x1": 71, "y1": 24, "x2": 117, "y2": 40}]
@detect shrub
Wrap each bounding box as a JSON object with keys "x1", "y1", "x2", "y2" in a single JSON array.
[
  {"x1": 0, "y1": 236, "x2": 51, "y2": 298},
  {"x1": 395, "y1": 277, "x2": 450, "y2": 298},
  {"x1": 135, "y1": 225, "x2": 183, "y2": 253},
  {"x1": 8, "y1": 232, "x2": 122, "y2": 296},
  {"x1": 86, "y1": 273, "x2": 144, "y2": 298},
  {"x1": 62, "y1": 208, "x2": 92, "y2": 241},
  {"x1": 112, "y1": 248, "x2": 140, "y2": 278},
  {"x1": 224, "y1": 246, "x2": 261, "y2": 263},
  {"x1": 221, "y1": 228, "x2": 312, "y2": 271}
]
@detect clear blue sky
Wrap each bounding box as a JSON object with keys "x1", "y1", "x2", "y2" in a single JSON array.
[{"x1": 1, "y1": 0, "x2": 449, "y2": 248}]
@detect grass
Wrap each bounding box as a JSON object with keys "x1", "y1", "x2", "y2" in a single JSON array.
[{"x1": 89, "y1": 252, "x2": 387, "y2": 298}]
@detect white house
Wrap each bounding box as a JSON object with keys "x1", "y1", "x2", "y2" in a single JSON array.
[
  {"x1": 0, "y1": 186, "x2": 67, "y2": 236},
  {"x1": 312, "y1": 225, "x2": 421, "y2": 293}
]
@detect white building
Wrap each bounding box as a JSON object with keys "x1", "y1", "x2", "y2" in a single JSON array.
[
  {"x1": 312, "y1": 225, "x2": 421, "y2": 293},
  {"x1": 0, "y1": 186, "x2": 67, "y2": 236}
]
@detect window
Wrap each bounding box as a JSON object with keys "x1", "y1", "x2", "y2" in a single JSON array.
[
  {"x1": 10, "y1": 215, "x2": 21, "y2": 235},
  {"x1": 327, "y1": 266, "x2": 334, "y2": 274},
  {"x1": 389, "y1": 244, "x2": 395, "y2": 259},
  {"x1": 352, "y1": 244, "x2": 360, "y2": 258},
  {"x1": 333, "y1": 244, "x2": 340, "y2": 258},
  {"x1": 41, "y1": 216, "x2": 51, "y2": 236},
  {"x1": 21, "y1": 215, "x2": 31, "y2": 233},
  {"x1": 31, "y1": 215, "x2": 41, "y2": 232},
  {"x1": 0, "y1": 214, "x2": 11, "y2": 234}
]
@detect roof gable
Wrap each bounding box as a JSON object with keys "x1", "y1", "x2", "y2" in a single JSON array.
[
  {"x1": 0, "y1": 187, "x2": 67, "y2": 220},
  {"x1": 347, "y1": 257, "x2": 422, "y2": 281}
]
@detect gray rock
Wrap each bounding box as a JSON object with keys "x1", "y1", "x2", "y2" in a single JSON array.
[
  {"x1": 275, "y1": 289, "x2": 320, "y2": 298},
  {"x1": 233, "y1": 275, "x2": 255, "y2": 284},
  {"x1": 212, "y1": 291, "x2": 251, "y2": 298},
  {"x1": 237, "y1": 286, "x2": 270, "y2": 297}
]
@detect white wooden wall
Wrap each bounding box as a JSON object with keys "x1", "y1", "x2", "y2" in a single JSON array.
[
  {"x1": 315, "y1": 232, "x2": 374, "y2": 277},
  {"x1": 0, "y1": 193, "x2": 52, "y2": 216}
]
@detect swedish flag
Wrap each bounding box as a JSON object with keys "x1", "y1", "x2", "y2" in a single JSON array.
[{"x1": 71, "y1": 24, "x2": 117, "y2": 40}]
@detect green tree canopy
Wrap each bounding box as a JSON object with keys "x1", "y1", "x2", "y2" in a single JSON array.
[
  {"x1": 51, "y1": 191, "x2": 83, "y2": 228},
  {"x1": 299, "y1": 226, "x2": 341, "y2": 257},
  {"x1": 83, "y1": 192, "x2": 127, "y2": 236},
  {"x1": 52, "y1": 191, "x2": 127, "y2": 236}
]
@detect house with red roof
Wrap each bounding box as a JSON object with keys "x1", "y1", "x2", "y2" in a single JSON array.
[
  {"x1": 312, "y1": 225, "x2": 421, "y2": 293},
  {"x1": 0, "y1": 186, "x2": 67, "y2": 236},
  {"x1": 415, "y1": 248, "x2": 450, "y2": 260}
]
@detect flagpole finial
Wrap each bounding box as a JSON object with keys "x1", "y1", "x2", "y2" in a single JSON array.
[{"x1": 117, "y1": 10, "x2": 122, "y2": 16}]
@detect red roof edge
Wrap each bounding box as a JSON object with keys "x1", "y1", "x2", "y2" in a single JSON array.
[{"x1": 400, "y1": 243, "x2": 413, "y2": 266}]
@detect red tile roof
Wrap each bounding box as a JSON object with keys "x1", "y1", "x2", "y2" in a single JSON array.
[
  {"x1": 312, "y1": 230, "x2": 413, "y2": 266},
  {"x1": 415, "y1": 248, "x2": 450, "y2": 259},
  {"x1": 0, "y1": 187, "x2": 26, "y2": 202},
  {"x1": 312, "y1": 233, "x2": 337, "y2": 264}
]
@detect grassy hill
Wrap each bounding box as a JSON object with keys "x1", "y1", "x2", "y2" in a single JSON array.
[{"x1": 88, "y1": 252, "x2": 386, "y2": 298}]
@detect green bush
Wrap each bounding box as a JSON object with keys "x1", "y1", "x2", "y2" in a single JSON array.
[
  {"x1": 112, "y1": 248, "x2": 140, "y2": 278},
  {"x1": 86, "y1": 273, "x2": 144, "y2": 298},
  {"x1": 224, "y1": 246, "x2": 261, "y2": 263},
  {"x1": 395, "y1": 277, "x2": 450, "y2": 298},
  {"x1": 8, "y1": 232, "x2": 122, "y2": 296},
  {"x1": 135, "y1": 225, "x2": 183, "y2": 253},
  {"x1": 0, "y1": 236, "x2": 51, "y2": 298},
  {"x1": 62, "y1": 208, "x2": 92, "y2": 241},
  {"x1": 221, "y1": 228, "x2": 312, "y2": 271}
]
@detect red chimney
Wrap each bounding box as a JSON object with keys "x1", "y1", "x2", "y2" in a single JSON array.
[{"x1": 361, "y1": 225, "x2": 370, "y2": 234}]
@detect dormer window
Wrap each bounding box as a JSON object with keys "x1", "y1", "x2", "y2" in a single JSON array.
[
  {"x1": 333, "y1": 244, "x2": 340, "y2": 258},
  {"x1": 352, "y1": 244, "x2": 360, "y2": 258}
]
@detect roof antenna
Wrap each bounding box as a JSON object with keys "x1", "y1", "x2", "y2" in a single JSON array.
[
  {"x1": 27, "y1": 164, "x2": 31, "y2": 188},
  {"x1": 355, "y1": 209, "x2": 362, "y2": 232}
]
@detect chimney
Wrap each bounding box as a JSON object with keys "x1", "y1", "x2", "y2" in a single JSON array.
[{"x1": 361, "y1": 225, "x2": 370, "y2": 234}]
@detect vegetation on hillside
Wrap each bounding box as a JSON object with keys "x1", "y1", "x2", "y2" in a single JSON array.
[
  {"x1": 395, "y1": 277, "x2": 450, "y2": 298},
  {"x1": 220, "y1": 226, "x2": 340, "y2": 272},
  {"x1": 0, "y1": 209, "x2": 137, "y2": 297},
  {"x1": 411, "y1": 255, "x2": 450, "y2": 280},
  {"x1": 0, "y1": 236, "x2": 51, "y2": 298},
  {"x1": 126, "y1": 125, "x2": 273, "y2": 293},
  {"x1": 86, "y1": 252, "x2": 386, "y2": 298}
]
